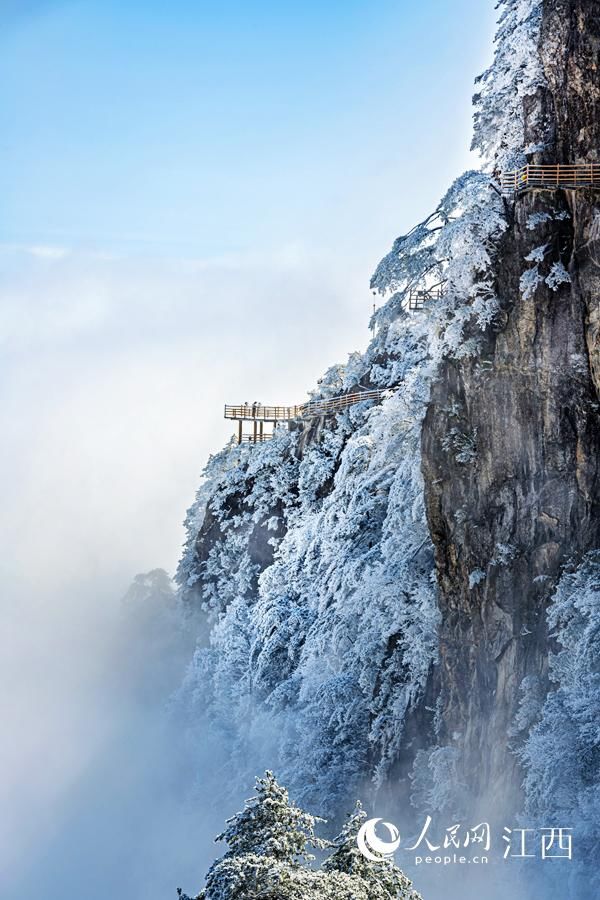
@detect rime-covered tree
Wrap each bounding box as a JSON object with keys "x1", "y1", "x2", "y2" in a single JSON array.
[
  {"x1": 177, "y1": 775, "x2": 424, "y2": 900},
  {"x1": 212, "y1": 770, "x2": 325, "y2": 863},
  {"x1": 471, "y1": 0, "x2": 546, "y2": 169},
  {"x1": 370, "y1": 170, "x2": 506, "y2": 358},
  {"x1": 180, "y1": 772, "x2": 325, "y2": 900}
]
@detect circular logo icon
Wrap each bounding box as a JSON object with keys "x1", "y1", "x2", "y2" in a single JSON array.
[{"x1": 357, "y1": 818, "x2": 401, "y2": 862}]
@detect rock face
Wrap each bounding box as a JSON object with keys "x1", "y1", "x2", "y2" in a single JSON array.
[
  {"x1": 421, "y1": 0, "x2": 600, "y2": 812},
  {"x1": 539, "y1": 0, "x2": 600, "y2": 164}
]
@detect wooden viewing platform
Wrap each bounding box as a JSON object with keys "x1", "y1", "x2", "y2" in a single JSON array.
[
  {"x1": 500, "y1": 163, "x2": 600, "y2": 194},
  {"x1": 225, "y1": 403, "x2": 304, "y2": 422},
  {"x1": 226, "y1": 388, "x2": 387, "y2": 443}
]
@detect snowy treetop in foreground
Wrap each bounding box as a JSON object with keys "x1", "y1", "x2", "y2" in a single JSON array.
[{"x1": 179, "y1": 773, "x2": 422, "y2": 900}]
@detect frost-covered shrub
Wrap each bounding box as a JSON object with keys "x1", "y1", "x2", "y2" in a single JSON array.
[
  {"x1": 526, "y1": 210, "x2": 570, "y2": 230},
  {"x1": 520, "y1": 265, "x2": 542, "y2": 300},
  {"x1": 545, "y1": 261, "x2": 571, "y2": 290},
  {"x1": 176, "y1": 432, "x2": 300, "y2": 616},
  {"x1": 525, "y1": 244, "x2": 549, "y2": 263},
  {"x1": 441, "y1": 426, "x2": 478, "y2": 465},
  {"x1": 492, "y1": 542, "x2": 517, "y2": 566},
  {"x1": 177, "y1": 446, "x2": 237, "y2": 596},
  {"x1": 520, "y1": 257, "x2": 571, "y2": 302},
  {"x1": 519, "y1": 236, "x2": 571, "y2": 302},
  {"x1": 510, "y1": 674, "x2": 545, "y2": 737},
  {"x1": 468, "y1": 569, "x2": 486, "y2": 589},
  {"x1": 526, "y1": 212, "x2": 553, "y2": 230}
]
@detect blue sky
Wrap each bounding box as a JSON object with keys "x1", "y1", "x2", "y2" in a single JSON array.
[{"x1": 2, "y1": 0, "x2": 496, "y2": 256}]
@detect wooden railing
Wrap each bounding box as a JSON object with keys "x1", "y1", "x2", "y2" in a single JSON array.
[
  {"x1": 407, "y1": 287, "x2": 444, "y2": 310},
  {"x1": 239, "y1": 433, "x2": 272, "y2": 443},
  {"x1": 225, "y1": 388, "x2": 386, "y2": 425},
  {"x1": 300, "y1": 388, "x2": 385, "y2": 418},
  {"x1": 500, "y1": 163, "x2": 600, "y2": 194},
  {"x1": 225, "y1": 404, "x2": 303, "y2": 421}
]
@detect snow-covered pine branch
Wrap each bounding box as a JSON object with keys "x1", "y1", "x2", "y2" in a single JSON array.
[{"x1": 471, "y1": 0, "x2": 546, "y2": 169}]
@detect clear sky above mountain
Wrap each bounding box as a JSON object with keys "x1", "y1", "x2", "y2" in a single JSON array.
[{"x1": 2, "y1": 0, "x2": 496, "y2": 256}]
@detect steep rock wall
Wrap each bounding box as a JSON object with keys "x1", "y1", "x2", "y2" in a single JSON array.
[{"x1": 421, "y1": 0, "x2": 600, "y2": 811}]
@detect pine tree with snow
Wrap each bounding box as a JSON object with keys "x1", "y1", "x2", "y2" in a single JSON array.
[
  {"x1": 323, "y1": 802, "x2": 422, "y2": 900},
  {"x1": 177, "y1": 775, "x2": 424, "y2": 900},
  {"x1": 213, "y1": 770, "x2": 326, "y2": 863},
  {"x1": 185, "y1": 771, "x2": 326, "y2": 900}
]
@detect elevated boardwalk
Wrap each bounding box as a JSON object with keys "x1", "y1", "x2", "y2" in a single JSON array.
[
  {"x1": 301, "y1": 387, "x2": 385, "y2": 418},
  {"x1": 500, "y1": 162, "x2": 600, "y2": 194},
  {"x1": 225, "y1": 388, "x2": 386, "y2": 443}
]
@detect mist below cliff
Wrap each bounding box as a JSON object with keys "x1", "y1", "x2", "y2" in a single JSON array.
[{"x1": 0, "y1": 572, "x2": 211, "y2": 900}]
